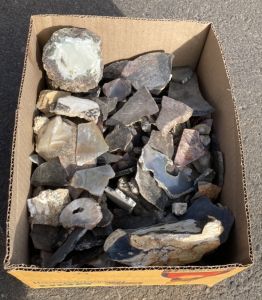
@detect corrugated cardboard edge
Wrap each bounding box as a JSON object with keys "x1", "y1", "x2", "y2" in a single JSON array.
[{"x1": 3, "y1": 15, "x2": 253, "y2": 273}]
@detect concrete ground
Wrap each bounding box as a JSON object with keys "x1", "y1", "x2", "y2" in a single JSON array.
[{"x1": 0, "y1": 0, "x2": 261, "y2": 299}]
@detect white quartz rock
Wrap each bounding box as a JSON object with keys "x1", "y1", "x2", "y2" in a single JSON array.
[{"x1": 105, "y1": 187, "x2": 136, "y2": 213}]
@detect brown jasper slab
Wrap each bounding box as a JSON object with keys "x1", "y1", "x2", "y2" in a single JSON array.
[
  {"x1": 105, "y1": 126, "x2": 133, "y2": 152},
  {"x1": 175, "y1": 129, "x2": 206, "y2": 167},
  {"x1": 156, "y1": 96, "x2": 193, "y2": 136},
  {"x1": 102, "y1": 78, "x2": 131, "y2": 102},
  {"x1": 148, "y1": 130, "x2": 174, "y2": 159},
  {"x1": 105, "y1": 86, "x2": 159, "y2": 126},
  {"x1": 36, "y1": 90, "x2": 70, "y2": 113},
  {"x1": 197, "y1": 181, "x2": 222, "y2": 201},
  {"x1": 121, "y1": 52, "x2": 174, "y2": 95}
]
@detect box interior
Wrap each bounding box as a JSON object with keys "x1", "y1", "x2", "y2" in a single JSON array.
[{"x1": 6, "y1": 16, "x2": 252, "y2": 269}]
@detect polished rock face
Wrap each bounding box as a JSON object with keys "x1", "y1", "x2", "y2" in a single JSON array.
[
  {"x1": 43, "y1": 27, "x2": 103, "y2": 93},
  {"x1": 103, "y1": 78, "x2": 131, "y2": 102},
  {"x1": 76, "y1": 122, "x2": 109, "y2": 165},
  {"x1": 50, "y1": 95, "x2": 100, "y2": 123},
  {"x1": 27, "y1": 189, "x2": 70, "y2": 226},
  {"x1": 106, "y1": 86, "x2": 159, "y2": 126},
  {"x1": 171, "y1": 66, "x2": 194, "y2": 84},
  {"x1": 104, "y1": 217, "x2": 223, "y2": 266},
  {"x1": 121, "y1": 52, "x2": 174, "y2": 95},
  {"x1": 70, "y1": 165, "x2": 115, "y2": 196},
  {"x1": 59, "y1": 198, "x2": 102, "y2": 229},
  {"x1": 36, "y1": 90, "x2": 70, "y2": 113}
]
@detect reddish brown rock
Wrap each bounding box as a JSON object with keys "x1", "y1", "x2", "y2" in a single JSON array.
[
  {"x1": 148, "y1": 130, "x2": 174, "y2": 159},
  {"x1": 195, "y1": 181, "x2": 222, "y2": 201}
]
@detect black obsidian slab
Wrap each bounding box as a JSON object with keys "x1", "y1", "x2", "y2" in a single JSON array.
[{"x1": 75, "y1": 231, "x2": 105, "y2": 251}]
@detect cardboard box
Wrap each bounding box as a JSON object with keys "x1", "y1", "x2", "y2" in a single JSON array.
[{"x1": 4, "y1": 15, "x2": 253, "y2": 288}]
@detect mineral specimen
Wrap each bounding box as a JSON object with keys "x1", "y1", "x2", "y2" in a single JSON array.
[
  {"x1": 103, "y1": 60, "x2": 129, "y2": 79},
  {"x1": 31, "y1": 162, "x2": 68, "y2": 187},
  {"x1": 156, "y1": 96, "x2": 193, "y2": 136},
  {"x1": 33, "y1": 116, "x2": 49, "y2": 134},
  {"x1": 194, "y1": 181, "x2": 221, "y2": 201},
  {"x1": 70, "y1": 165, "x2": 115, "y2": 196},
  {"x1": 43, "y1": 27, "x2": 103, "y2": 93},
  {"x1": 193, "y1": 123, "x2": 211, "y2": 135},
  {"x1": 59, "y1": 198, "x2": 102, "y2": 229},
  {"x1": 104, "y1": 217, "x2": 223, "y2": 266},
  {"x1": 105, "y1": 126, "x2": 133, "y2": 152},
  {"x1": 27, "y1": 189, "x2": 70, "y2": 226},
  {"x1": 103, "y1": 78, "x2": 131, "y2": 102},
  {"x1": 97, "y1": 153, "x2": 122, "y2": 164},
  {"x1": 174, "y1": 129, "x2": 206, "y2": 167},
  {"x1": 105, "y1": 187, "x2": 136, "y2": 213},
  {"x1": 90, "y1": 97, "x2": 118, "y2": 121},
  {"x1": 76, "y1": 122, "x2": 109, "y2": 165},
  {"x1": 106, "y1": 86, "x2": 159, "y2": 126},
  {"x1": 97, "y1": 203, "x2": 114, "y2": 227},
  {"x1": 50, "y1": 95, "x2": 100, "y2": 123},
  {"x1": 112, "y1": 215, "x2": 158, "y2": 230},
  {"x1": 148, "y1": 130, "x2": 174, "y2": 159},
  {"x1": 75, "y1": 231, "x2": 105, "y2": 251},
  {"x1": 192, "y1": 151, "x2": 211, "y2": 174},
  {"x1": 172, "y1": 203, "x2": 187, "y2": 216},
  {"x1": 29, "y1": 154, "x2": 45, "y2": 166},
  {"x1": 168, "y1": 74, "x2": 215, "y2": 116},
  {"x1": 171, "y1": 66, "x2": 194, "y2": 84},
  {"x1": 121, "y1": 52, "x2": 174, "y2": 95},
  {"x1": 30, "y1": 224, "x2": 60, "y2": 251},
  {"x1": 36, "y1": 90, "x2": 70, "y2": 113}
]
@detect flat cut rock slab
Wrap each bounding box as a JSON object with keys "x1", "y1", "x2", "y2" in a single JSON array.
[
  {"x1": 121, "y1": 52, "x2": 174, "y2": 95},
  {"x1": 75, "y1": 231, "x2": 105, "y2": 251},
  {"x1": 135, "y1": 161, "x2": 168, "y2": 211},
  {"x1": 105, "y1": 187, "x2": 136, "y2": 213},
  {"x1": 179, "y1": 196, "x2": 234, "y2": 244},
  {"x1": 50, "y1": 95, "x2": 100, "y2": 123},
  {"x1": 171, "y1": 66, "x2": 194, "y2": 84},
  {"x1": 105, "y1": 126, "x2": 133, "y2": 152},
  {"x1": 31, "y1": 162, "x2": 68, "y2": 187},
  {"x1": 103, "y1": 78, "x2": 131, "y2": 102},
  {"x1": 141, "y1": 144, "x2": 194, "y2": 199},
  {"x1": 168, "y1": 73, "x2": 215, "y2": 116},
  {"x1": 45, "y1": 227, "x2": 87, "y2": 268},
  {"x1": 36, "y1": 90, "x2": 70, "y2": 113},
  {"x1": 174, "y1": 129, "x2": 206, "y2": 167},
  {"x1": 59, "y1": 198, "x2": 102, "y2": 229},
  {"x1": 70, "y1": 165, "x2": 115, "y2": 196},
  {"x1": 156, "y1": 96, "x2": 193, "y2": 136},
  {"x1": 104, "y1": 217, "x2": 223, "y2": 267},
  {"x1": 76, "y1": 122, "x2": 109, "y2": 165},
  {"x1": 106, "y1": 86, "x2": 159, "y2": 126},
  {"x1": 148, "y1": 130, "x2": 174, "y2": 159},
  {"x1": 103, "y1": 60, "x2": 129, "y2": 79},
  {"x1": 27, "y1": 189, "x2": 70, "y2": 226}
]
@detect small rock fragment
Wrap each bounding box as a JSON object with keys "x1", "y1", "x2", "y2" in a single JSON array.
[
  {"x1": 156, "y1": 96, "x2": 193, "y2": 136},
  {"x1": 172, "y1": 203, "x2": 187, "y2": 216},
  {"x1": 213, "y1": 151, "x2": 224, "y2": 187},
  {"x1": 112, "y1": 215, "x2": 158, "y2": 230},
  {"x1": 175, "y1": 129, "x2": 206, "y2": 167},
  {"x1": 140, "y1": 117, "x2": 151, "y2": 133},
  {"x1": 40, "y1": 250, "x2": 54, "y2": 268},
  {"x1": 52, "y1": 227, "x2": 74, "y2": 250},
  {"x1": 33, "y1": 116, "x2": 49, "y2": 134},
  {"x1": 90, "y1": 97, "x2": 118, "y2": 121},
  {"x1": 128, "y1": 177, "x2": 140, "y2": 195},
  {"x1": 168, "y1": 73, "x2": 215, "y2": 116},
  {"x1": 196, "y1": 181, "x2": 221, "y2": 201},
  {"x1": 30, "y1": 224, "x2": 60, "y2": 251},
  {"x1": 31, "y1": 162, "x2": 68, "y2": 187},
  {"x1": 27, "y1": 189, "x2": 70, "y2": 226},
  {"x1": 171, "y1": 66, "x2": 194, "y2": 84},
  {"x1": 105, "y1": 187, "x2": 136, "y2": 213},
  {"x1": 121, "y1": 52, "x2": 174, "y2": 95},
  {"x1": 194, "y1": 168, "x2": 216, "y2": 189},
  {"x1": 148, "y1": 130, "x2": 174, "y2": 159},
  {"x1": 103, "y1": 78, "x2": 131, "y2": 102},
  {"x1": 29, "y1": 154, "x2": 45, "y2": 166},
  {"x1": 59, "y1": 198, "x2": 102, "y2": 229},
  {"x1": 193, "y1": 123, "x2": 211, "y2": 135},
  {"x1": 105, "y1": 126, "x2": 133, "y2": 152},
  {"x1": 106, "y1": 86, "x2": 159, "y2": 126},
  {"x1": 192, "y1": 151, "x2": 211, "y2": 174},
  {"x1": 200, "y1": 135, "x2": 211, "y2": 146},
  {"x1": 114, "y1": 167, "x2": 137, "y2": 178},
  {"x1": 103, "y1": 60, "x2": 129, "y2": 79},
  {"x1": 142, "y1": 136, "x2": 150, "y2": 145},
  {"x1": 97, "y1": 153, "x2": 122, "y2": 164},
  {"x1": 50, "y1": 96, "x2": 100, "y2": 123},
  {"x1": 70, "y1": 165, "x2": 115, "y2": 196},
  {"x1": 75, "y1": 231, "x2": 105, "y2": 251},
  {"x1": 36, "y1": 90, "x2": 70, "y2": 113},
  {"x1": 76, "y1": 122, "x2": 109, "y2": 165}
]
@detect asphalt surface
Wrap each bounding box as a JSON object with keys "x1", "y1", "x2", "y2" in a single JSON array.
[{"x1": 0, "y1": 1, "x2": 262, "y2": 299}]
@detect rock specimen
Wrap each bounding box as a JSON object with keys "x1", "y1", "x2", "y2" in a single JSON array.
[
  {"x1": 76, "y1": 122, "x2": 109, "y2": 165},
  {"x1": 114, "y1": 166, "x2": 137, "y2": 178},
  {"x1": 27, "y1": 189, "x2": 70, "y2": 226},
  {"x1": 29, "y1": 154, "x2": 45, "y2": 166},
  {"x1": 31, "y1": 162, "x2": 68, "y2": 187},
  {"x1": 174, "y1": 129, "x2": 206, "y2": 167},
  {"x1": 70, "y1": 165, "x2": 115, "y2": 196},
  {"x1": 141, "y1": 144, "x2": 194, "y2": 199},
  {"x1": 105, "y1": 126, "x2": 133, "y2": 152},
  {"x1": 112, "y1": 215, "x2": 158, "y2": 231},
  {"x1": 39, "y1": 250, "x2": 54, "y2": 268},
  {"x1": 193, "y1": 123, "x2": 211, "y2": 135},
  {"x1": 93, "y1": 225, "x2": 113, "y2": 238},
  {"x1": 200, "y1": 135, "x2": 211, "y2": 146},
  {"x1": 105, "y1": 187, "x2": 136, "y2": 213},
  {"x1": 193, "y1": 181, "x2": 221, "y2": 201},
  {"x1": 194, "y1": 168, "x2": 216, "y2": 189},
  {"x1": 121, "y1": 52, "x2": 174, "y2": 95},
  {"x1": 179, "y1": 196, "x2": 234, "y2": 244},
  {"x1": 148, "y1": 130, "x2": 174, "y2": 159},
  {"x1": 50, "y1": 95, "x2": 100, "y2": 123},
  {"x1": 97, "y1": 153, "x2": 122, "y2": 164},
  {"x1": 172, "y1": 203, "x2": 187, "y2": 216},
  {"x1": 36, "y1": 116, "x2": 76, "y2": 161},
  {"x1": 53, "y1": 227, "x2": 74, "y2": 250},
  {"x1": 192, "y1": 151, "x2": 211, "y2": 174},
  {"x1": 103, "y1": 60, "x2": 129, "y2": 79},
  {"x1": 43, "y1": 27, "x2": 103, "y2": 93},
  {"x1": 97, "y1": 203, "x2": 114, "y2": 227},
  {"x1": 168, "y1": 74, "x2": 215, "y2": 116},
  {"x1": 91, "y1": 97, "x2": 118, "y2": 121},
  {"x1": 75, "y1": 231, "x2": 105, "y2": 251},
  {"x1": 59, "y1": 198, "x2": 102, "y2": 229},
  {"x1": 213, "y1": 151, "x2": 224, "y2": 187},
  {"x1": 103, "y1": 78, "x2": 131, "y2": 102},
  {"x1": 33, "y1": 116, "x2": 49, "y2": 134},
  {"x1": 171, "y1": 66, "x2": 194, "y2": 84},
  {"x1": 30, "y1": 224, "x2": 60, "y2": 251},
  {"x1": 104, "y1": 217, "x2": 223, "y2": 266},
  {"x1": 45, "y1": 227, "x2": 87, "y2": 268},
  {"x1": 106, "y1": 87, "x2": 159, "y2": 126},
  {"x1": 36, "y1": 90, "x2": 70, "y2": 113},
  {"x1": 86, "y1": 252, "x2": 121, "y2": 268},
  {"x1": 135, "y1": 162, "x2": 168, "y2": 211},
  {"x1": 156, "y1": 96, "x2": 193, "y2": 136}
]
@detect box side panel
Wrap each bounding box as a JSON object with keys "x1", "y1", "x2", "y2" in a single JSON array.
[
  {"x1": 197, "y1": 28, "x2": 252, "y2": 265},
  {"x1": 32, "y1": 15, "x2": 210, "y2": 69},
  {"x1": 8, "y1": 267, "x2": 247, "y2": 288},
  {"x1": 7, "y1": 20, "x2": 45, "y2": 265}
]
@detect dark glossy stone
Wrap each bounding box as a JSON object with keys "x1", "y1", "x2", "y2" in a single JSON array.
[
  {"x1": 29, "y1": 154, "x2": 45, "y2": 166},
  {"x1": 105, "y1": 126, "x2": 133, "y2": 152},
  {"x1": 112, "y1": 215, "x2": 158, "y2": 230},
  {"x1": 75, "y1": 231, "x2": 105, "y2": 251},
  {"x1": 114, "y1": 167, "x2": 137, "y2": 178},
  {"x1": 103, "y1": 78, "x2": 131, "y2": 102},
  {"x1": 171, "y1": 66, "x2": 193, "y2": 84}
]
